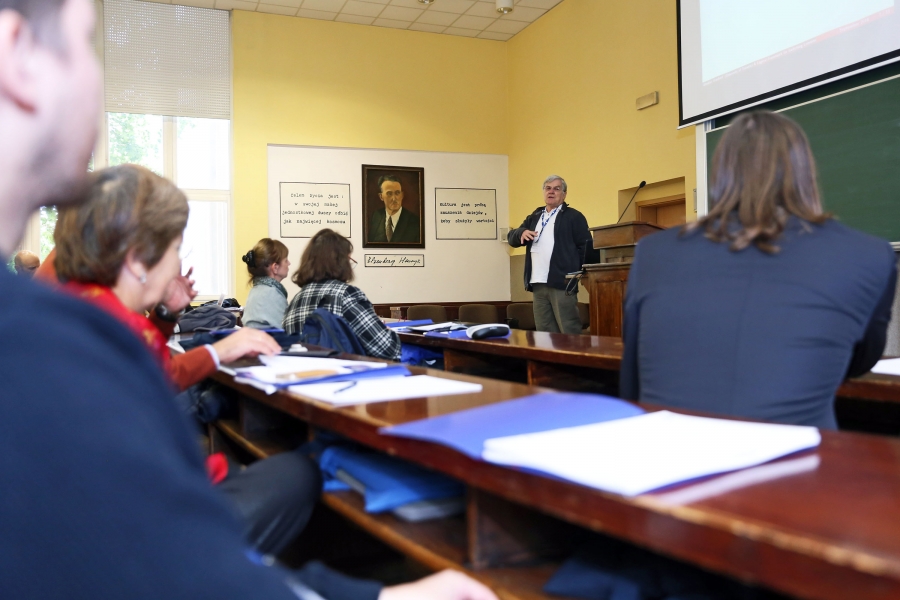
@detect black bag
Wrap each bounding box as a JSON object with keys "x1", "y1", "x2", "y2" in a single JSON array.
[{"x1": 177, "y1": 305, "x2": 236, "y2": 332}]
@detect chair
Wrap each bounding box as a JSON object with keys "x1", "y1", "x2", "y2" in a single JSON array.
[
  {"x1": 407, "y1": 304, "x2": 448, "y2": 323},
  {"x1": 458, "y1": 303, "x2": 499, "y2": 324},
  {"x1": 505, "y1": 302, "x2": 535, "y2": 330},
  {"x1": 577, "y1": 302, "x2": 591, "y2": 331}
]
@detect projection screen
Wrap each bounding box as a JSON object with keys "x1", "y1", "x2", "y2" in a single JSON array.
[{"x1": 678, "y1": 0, "x2": 900, "y2": 127}]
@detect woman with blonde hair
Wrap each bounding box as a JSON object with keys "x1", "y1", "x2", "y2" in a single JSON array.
[
  {"x1": 620, "y1": 111, "x2": 896, "y2": 428},
  {"x1": 241, "y1": 238, "x2": 290, "y2": 329}
]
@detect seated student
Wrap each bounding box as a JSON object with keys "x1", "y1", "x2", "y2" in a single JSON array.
[
  {"x1": 242, "y1": 238, "x2": 290, "y2": 329},
  {"x1": 51, "y1": 176, "x2": 280, "y2": 390},
  {"x1": 54, "y1": 164, "x2": 321, "y2": 555},
  {"x1": 283, "y1": 229, "x2": 400, "y2": 360},
  {"x1": 13, "y1": 249, "x2": 39, "y2": 277},
  {"x1": 620, "y1": 111, "x2": 897, "y2": 429}
]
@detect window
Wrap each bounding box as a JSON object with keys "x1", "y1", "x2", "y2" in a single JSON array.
[
  {"x1": 104, "y1": 113, "x2": 232, "y2": 298},
  {"x1": 24, "y1": 0, "x2": 233, "y2": 300}
]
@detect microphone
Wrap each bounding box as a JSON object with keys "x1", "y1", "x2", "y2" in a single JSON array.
[{"x1": 616, "y1": 180, "x2": 646, "y2": 224}]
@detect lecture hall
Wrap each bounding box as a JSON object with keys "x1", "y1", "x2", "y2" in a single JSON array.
[{"x1": 3, "y1": 0, "x2": 900, "y2": 598}]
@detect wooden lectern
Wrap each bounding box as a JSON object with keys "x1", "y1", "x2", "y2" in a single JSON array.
[{"x1": 582, "y1": 221, "x2": 664, "y2": 336}]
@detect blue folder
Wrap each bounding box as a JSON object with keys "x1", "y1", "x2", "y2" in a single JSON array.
[
  {"x1": 379, "y1": 392, "x2": 645, "y2": 458},
  {"x1": 319, "y1": 445, "x2": 463, "y2": 513},
  {"x1": 385, "y1": 319, "x2": 433, "y2": 329},
  {"x1": 244, "y1": 364, "x2": 411, "y2": 390}
]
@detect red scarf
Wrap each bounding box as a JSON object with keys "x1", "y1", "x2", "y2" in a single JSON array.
[
  {"x1": 61, "y1": 281, "x2": 230, "y2": 484},
  {"x1": 62, "y1": 282, "x2": 171, "y2": 372}
]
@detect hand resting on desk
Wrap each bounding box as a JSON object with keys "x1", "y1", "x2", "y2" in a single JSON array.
[
  {"x1": 211, "y1": 327, "x2": 281, "y2": 364},
  {"x1": 379, "y1": 570, "x2": 498, "y2": 600}
]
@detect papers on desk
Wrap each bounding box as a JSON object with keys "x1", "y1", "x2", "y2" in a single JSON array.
[
  {"x1": 292, "y1": 375, "x2": 482, "y2": 406},
  {"x1": 408, "y1": 322, "x2": 467, "y2": 332},
  {"x1": 482, "y1": 411, "x2": 821, "y2": 497},
  {"x1": 870, "y1": 357, "x2": 900, "y2": 376},
  {"x1": 233, "y1": 355, "x2": 402, "y2": 395}
]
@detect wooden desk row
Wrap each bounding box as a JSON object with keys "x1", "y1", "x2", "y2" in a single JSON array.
[
  {"x1": 398, "y1": 329, "x2": 900, "y2": 409},
  {"x1": 207, "y1": 356, "x2": 900, "y2": 600}
]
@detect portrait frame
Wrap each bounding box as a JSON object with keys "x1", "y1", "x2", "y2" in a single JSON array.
[{"x1": 362, "y1": 164, "x2": 426, "y2": 249}]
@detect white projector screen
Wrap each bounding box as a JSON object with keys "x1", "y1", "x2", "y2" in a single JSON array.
[{"x1": 678, "y1": 0, "x2": 900, "y2": 126}]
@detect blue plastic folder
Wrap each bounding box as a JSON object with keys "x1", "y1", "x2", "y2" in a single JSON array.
[
  {"x1": 319, "y1": 446, "x2": 463, "y2": 513},
  {"x1": 385, "y1": 319, "x2": 433, "y2": 329},
  {"x1": 379, "y1": 392, "x2": 645, "y2": 458}
]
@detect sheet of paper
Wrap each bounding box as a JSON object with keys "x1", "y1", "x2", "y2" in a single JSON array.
[
  {"x1": 870, "y1": 357, "x2": 900, "y2": 376},
  {"x1": 409, "y1": 322, "x2": 466, "y2": 332},
  {"x1": 293, "y1": 375, "x2": 482, "y2": 406},
  {"x1": 482, "y1": 410, "x2": 821, "y2": 497},
  {"x1": 233, "y1": 355, "x2": 389, "y2": 393}
]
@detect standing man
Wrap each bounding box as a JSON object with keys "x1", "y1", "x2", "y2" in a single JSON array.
[
  {"x1": 13, "y1": 249, "x2": 40, "y2": 277},
  {"x1": 368, "y1": 175, "x2": 420, "y2": 243},
  {"x1": 0, "y1": 0, "x2": 494, "y2": 597},
  {"x1": 508, "y1": 175, "x2": 591, "y2": 334}
]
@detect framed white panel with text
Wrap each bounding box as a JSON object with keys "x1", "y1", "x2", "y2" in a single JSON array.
[{"x1": 268, "y1": 145, "x2": 509, "y2": 304}]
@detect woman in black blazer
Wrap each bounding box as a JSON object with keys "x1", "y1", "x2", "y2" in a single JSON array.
[{"x1": 620, "y1": 111, "x2": 896, "y2": 428}]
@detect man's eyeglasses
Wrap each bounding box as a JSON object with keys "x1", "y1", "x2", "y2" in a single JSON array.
[{"x1": 350, "y1": 257, "x2": 358, "y2": 270}]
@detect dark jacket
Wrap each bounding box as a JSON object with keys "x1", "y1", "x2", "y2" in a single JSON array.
[
  {"x1": 620, "y1": 218, "x2": 897, "y2": 429},
  {"x1": 369, "y1": 207, "x2": 420, "y2": 243},
  {"x1": 0, "y1": 269, "x2": 380, "y2": 600},
  {"x1": 508, "y1": 202, "x2": 593, "y2": 292}
]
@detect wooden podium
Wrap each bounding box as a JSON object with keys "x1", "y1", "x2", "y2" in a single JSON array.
[{"x1": 583, "y1": 221, "x2": 664, "y2": 336}]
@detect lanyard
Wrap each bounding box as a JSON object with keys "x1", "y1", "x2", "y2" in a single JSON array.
[{"x1": 533, "y1": 205, "x2": 561, "y2": 245}]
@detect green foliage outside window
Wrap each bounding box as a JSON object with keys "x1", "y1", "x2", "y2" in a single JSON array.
[{"x1": 108, "y1": 112, "x2": 164, "y2": 174}]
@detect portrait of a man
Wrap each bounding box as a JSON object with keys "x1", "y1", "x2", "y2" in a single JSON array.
[{"x1": 362, "y1": 165, "x2": 425, "y2": 248}]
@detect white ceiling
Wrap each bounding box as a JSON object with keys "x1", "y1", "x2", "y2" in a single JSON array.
[{"x1": 143, "y1": 0, "x2": 564, "y2": 41}]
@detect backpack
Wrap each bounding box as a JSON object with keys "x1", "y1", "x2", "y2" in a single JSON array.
[{"x1": 299, "y1": 308, "x2": 366, "y2": 355}]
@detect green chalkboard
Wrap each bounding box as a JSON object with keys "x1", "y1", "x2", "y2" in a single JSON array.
[{"x1": 707, "y1": 75, "x2": 900, "y2": 242}]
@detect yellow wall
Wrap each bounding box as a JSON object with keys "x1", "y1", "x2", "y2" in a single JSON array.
[
  {"x1": 506, "y1": 0, "x2": 695, "y2": 242},
  {"x1": 231, "y1": 11, "x2": 508, "y2": 299},
  {"x1": 232, "y1": 1, "x2": 696, "y2": 298}
]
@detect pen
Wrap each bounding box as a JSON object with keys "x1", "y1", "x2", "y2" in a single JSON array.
[{"x1": 334, "y1": 381, "x2": 358, "y2": 394}]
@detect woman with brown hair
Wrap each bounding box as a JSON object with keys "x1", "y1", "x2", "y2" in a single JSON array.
[
  {"x1": 53, "y1": 164, "x2": 321, "y2": 557},
  {"x1": 54, "y1": 165, "x2": 282, "y2": 390},
  {"x1": 620, "y1": 111, "x2": 896, "y2": 428},
  {"x1": 241, "y1": 238, "x2": 290, "y2": 329},
  {"x1": 283, "y1": 228, "x2": 400, "y2": 360}
]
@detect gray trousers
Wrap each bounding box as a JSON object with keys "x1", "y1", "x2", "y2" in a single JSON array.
[{"x1": 532, "y1": 283, "x2": 582, "y2": 334}]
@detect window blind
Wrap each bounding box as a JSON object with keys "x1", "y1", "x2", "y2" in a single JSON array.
[{"x1": 104, "y1": 0, "x2": 231, "y2": 119}]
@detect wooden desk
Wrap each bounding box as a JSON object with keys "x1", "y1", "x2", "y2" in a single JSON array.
[
  {"x1": 208, "y1": 359, "x2": 900, "y2": 600},
  {"x1": 398, "y1": 330, "x2": 900, "y2": 407}
]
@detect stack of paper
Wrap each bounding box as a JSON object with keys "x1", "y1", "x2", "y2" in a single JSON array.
[
  {"x1": 234, "y1": 355, "x2": 401, "y2": 394},
  {"x1": 482, "y1": 411, "x2": 821, "y2": 497},
  {"x1": 292, "y1": 375, "x2": 482, "y2": 406}
]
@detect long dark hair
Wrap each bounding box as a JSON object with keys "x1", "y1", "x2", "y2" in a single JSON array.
[
  {"x1": 291, "y1": 229, "x2": 353, "y2": 286},
  {"x1": 689, "y1": 110, "x2": 829, "y2": 253}
]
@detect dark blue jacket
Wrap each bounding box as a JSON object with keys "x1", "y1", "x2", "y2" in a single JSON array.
[
  {"x1": 0, "y1": 270, "x2": 379, "y2": 600},
  {"x1": 620, "y1": 218, "x2": 897, "y2": 429},
  {"x1": 508, "y1": 202, "x2": 594, "y2": 292}
]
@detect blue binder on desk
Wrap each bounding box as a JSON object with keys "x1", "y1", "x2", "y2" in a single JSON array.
[{"x1": 379, "y1": 392, "x2": 645, "y2": 459}]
